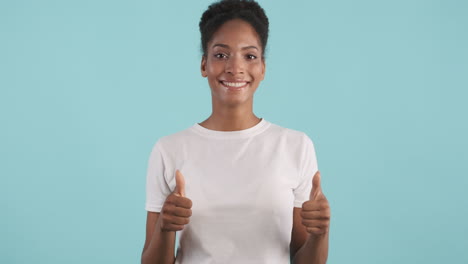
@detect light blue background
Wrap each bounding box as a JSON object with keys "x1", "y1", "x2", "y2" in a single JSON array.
[{"x1": 1, "y1": 0, "x2": 467, "y2": 263}]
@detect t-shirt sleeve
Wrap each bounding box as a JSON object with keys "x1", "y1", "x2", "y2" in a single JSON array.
[
  {"x1": 293, "y1": 133, "x2": 319, "y2": 208},
  {"x1": 145, "y1": 140, "x2": 172, "y2": 212}
]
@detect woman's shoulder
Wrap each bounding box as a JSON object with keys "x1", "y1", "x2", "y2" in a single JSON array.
[
  {"x1": 266, "y1": 120, "x2": 315, "y2": 144},
  {"x1": 149, "y1": 124, "x2": 197, "y2": 151}
]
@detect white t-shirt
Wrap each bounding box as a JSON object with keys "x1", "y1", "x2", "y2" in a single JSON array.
[{"x1": 145, "y1": 118, "x2": 318, "y2": 264}]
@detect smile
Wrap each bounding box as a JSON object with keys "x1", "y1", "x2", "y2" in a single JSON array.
[{"x1": 220, "y1": 81, "x2": 249, "y2": 89}]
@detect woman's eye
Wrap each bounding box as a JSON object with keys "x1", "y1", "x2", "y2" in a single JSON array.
[
  {"x1": 215, "y1": 53, "x2": 227, "y2": 59},
  {"x1": 246, "y1": 54, "x2": 257, "y2": 60}
]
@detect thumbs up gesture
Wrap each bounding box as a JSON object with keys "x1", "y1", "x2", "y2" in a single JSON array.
[
  {"x1": 159, "y1": 170, "x2": 193, "y2": 232},
  {"x1": 301, "y1": 171, "x2": 331, "y2": 236}
]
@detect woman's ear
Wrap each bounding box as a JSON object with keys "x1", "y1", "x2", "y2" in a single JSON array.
[
  {"x1": 261, "y1": 57, "x2": 266, "y2": 81},
  {"x1": 201, "y1": 55, "x2": 208, "y2": 77}
]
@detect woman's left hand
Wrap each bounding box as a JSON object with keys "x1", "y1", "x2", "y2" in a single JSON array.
[{"x1": 301, "y1": 171, "x2": 331, "y2": 236}]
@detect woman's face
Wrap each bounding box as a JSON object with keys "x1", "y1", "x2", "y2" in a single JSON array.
[{"x1": 201, "y1": 19, "x2": 265, "y2": 108}]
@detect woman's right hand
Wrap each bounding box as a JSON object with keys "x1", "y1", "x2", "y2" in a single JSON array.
[{"x1": 159, "y1": 170, "x2": 193, "y2": 232}]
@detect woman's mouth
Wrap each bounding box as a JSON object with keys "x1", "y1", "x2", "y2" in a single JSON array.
[{"x1": 220, "y1": 81, "x2": 249, "y2": 90}]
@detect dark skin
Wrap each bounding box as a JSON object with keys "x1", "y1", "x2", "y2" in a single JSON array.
[
  {"x1": 142, "y1": 171, "x2": 191, "y2": 264},
  {"x1": 199, "y1": 19, "x2": 265, "y2": 131},
  {"x1": 141, "y1": 19, "x2": 330, "y2": 264},
  {"x1": 292, "y1": 171, "x2": 330, "y2": 264}
]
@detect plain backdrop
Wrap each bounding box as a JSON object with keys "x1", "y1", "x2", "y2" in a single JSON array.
[{"x1": 1, "y1": 0, "x2": 467, "y2": 263}]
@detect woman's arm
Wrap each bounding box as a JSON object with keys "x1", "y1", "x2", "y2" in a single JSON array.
[
  {"x1": 141, "y1": 212, "x2": 176, "y2": 264},
  {"x1": 291, "y1": 171, "x2": 331, "y2": 264},
  {"x1": 292, "y1": 231, "x2": 329, "y2": 264},
  {"x1": 142, "y1": 170, "x2": 192, "y2": 264}
]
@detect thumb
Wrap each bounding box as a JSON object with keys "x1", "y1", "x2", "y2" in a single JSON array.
[
  {"x1": 309, "y1": 171, "x2": 323, "y2": 200},
  {"x1": 174, "y1": 169, "x2": 186, "y2": 197}
]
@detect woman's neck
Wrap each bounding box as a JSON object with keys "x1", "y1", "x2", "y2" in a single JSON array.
[{"x1": 199, "y1": 108, "x2": 261, "y2": 131}]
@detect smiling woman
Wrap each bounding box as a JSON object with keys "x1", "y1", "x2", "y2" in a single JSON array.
[
  {"x1": 141, "y1": 1, "x2": 330, "y2": 264},
  {"x1": 201, "y1": 19, "x2": 265, "y2": 110}
]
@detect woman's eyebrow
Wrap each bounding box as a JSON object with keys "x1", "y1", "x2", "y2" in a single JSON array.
[{"x1": 212, "y1": 43, "x2": 258, "y2": 50}]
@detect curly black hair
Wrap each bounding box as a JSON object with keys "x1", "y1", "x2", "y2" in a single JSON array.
[{"x1": 199, "y1": 0, "x2": 269, "y2": 57}]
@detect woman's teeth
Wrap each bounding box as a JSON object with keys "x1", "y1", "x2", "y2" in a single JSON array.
[{"x1": 221, "y1": 81, "x2": 247, "y2": 88}]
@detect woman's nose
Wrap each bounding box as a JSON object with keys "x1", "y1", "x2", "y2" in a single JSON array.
[{"x1": 225, "y1": 56, "x2": 244, "y2": 75}]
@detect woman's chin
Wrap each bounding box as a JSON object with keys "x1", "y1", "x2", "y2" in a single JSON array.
[{"x1": 215, "y1": 96, "x2": 251, "y2": 108}]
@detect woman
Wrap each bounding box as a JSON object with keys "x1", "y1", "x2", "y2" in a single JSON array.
[{"x1": 141, "y1": 0, "x2": 330, "y2": 263}]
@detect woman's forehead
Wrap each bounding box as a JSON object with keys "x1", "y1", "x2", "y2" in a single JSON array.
[{"x1": 208, "y1": 19, "x2": 262, "y2": 50}]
